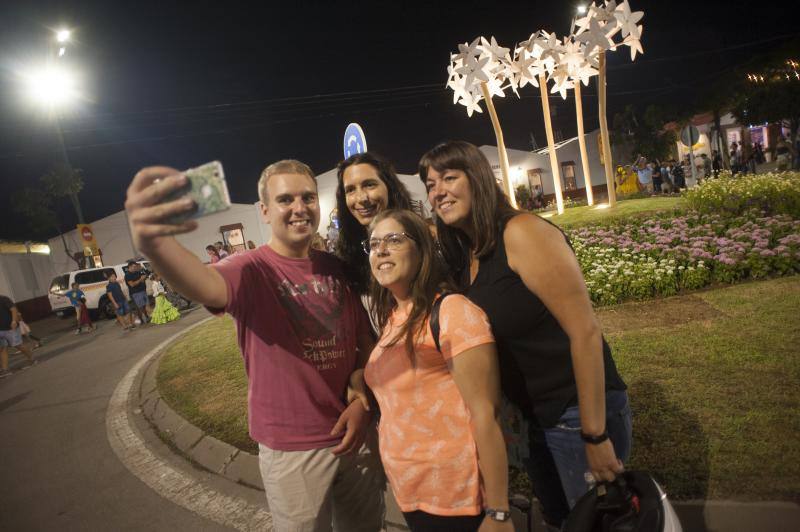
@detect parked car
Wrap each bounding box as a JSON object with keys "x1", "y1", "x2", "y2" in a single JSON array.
[{"x1": 48, "y1": 261, "x2": 153, "y2": 320}]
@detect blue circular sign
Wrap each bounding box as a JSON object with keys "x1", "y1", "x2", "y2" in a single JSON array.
[{"x1": 343, "y1": 123, "x2": 367, "y2": 159}]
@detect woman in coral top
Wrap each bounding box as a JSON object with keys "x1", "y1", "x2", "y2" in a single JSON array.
[{"x1": 363, "y1": 209, "x2": 512, "y2": 532}]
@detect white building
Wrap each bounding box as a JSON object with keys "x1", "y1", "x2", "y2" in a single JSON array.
[
  {"x1": 46, "y1": 203, "x2": 270, "y2": 275},
  {"x1": 0, "y1": 243, "x2": 59, "y2": 321},
  {"x1": 669, "y1": 112, "x2": 792, "y2": 163},
  {"x1": 479, "y1": 129, "x2": 611, "y2": 204}
]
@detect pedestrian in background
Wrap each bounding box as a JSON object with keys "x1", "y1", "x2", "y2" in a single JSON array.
[
  {"x1": 206, "y1": 245, "x2": 221, "y2": 263},
  {"x1": 633, "y1": 156, "x2": 653, "y2": 194},
  {"x1": 712, "y1": 150, "x2": 722, "y2": 177},
  {"x1": 64, "y1": 282, "x2": 85, "y2": 335},
  {"x1": 125, "y1": 261, "x2": 151, "y2": 324},
  {"x1": 214, "y1": 241, "x2": 229, "y2": 259},
  {"x1": 775, "y1": 136, "x2": 792, "y2": 171},
  {"x1": 701, "y1": 153, "x2": 712, "y2": 179},
  {"x1": 17, "y1": 311, "x2": 43, "y2": 348},
  {"x1": 77, "y1": 297, "x2": 95, "y2": 333},
  {"x1": 0, "y1": 295, "x2": 37, "y2": 378},
  {"x1": 149, "y1": 273, "x2": 180, "y2": 324},
  {"x1": 651, "y1": 159, "x2": 663, "y2": 193},
  {"x1": 106, "y1": 271, "x2": 135, "y2": 331}
]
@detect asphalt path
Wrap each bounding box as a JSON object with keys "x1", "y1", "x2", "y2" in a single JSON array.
[{"x1": 0, "y1": 309, "x2": 263, "y2": 531}]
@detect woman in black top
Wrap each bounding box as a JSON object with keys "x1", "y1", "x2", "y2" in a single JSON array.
[
  {"x1": 419, "y1": 141, "x2": 631, "y2": 527},
  {"x1": 335, "y1": 152, "x2": 413, "y2": 295}
]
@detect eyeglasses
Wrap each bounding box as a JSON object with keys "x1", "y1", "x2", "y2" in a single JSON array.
[{"x1": 362, "y1": 232, "x2": 416, "y2": 255}]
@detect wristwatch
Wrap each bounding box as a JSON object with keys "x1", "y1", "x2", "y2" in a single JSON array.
[
  {"x1": 580, "y1": 430, "x2": 609, "y2": 444},
  {"x1": 485, "y1": 508, "x2": 511, "y2": 522}
]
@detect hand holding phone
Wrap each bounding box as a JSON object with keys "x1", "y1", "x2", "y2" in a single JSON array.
[{"x1": 162, "y1": 161, "x2": 231, "y2": 225}]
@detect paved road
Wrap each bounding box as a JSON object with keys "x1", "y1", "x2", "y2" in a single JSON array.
[{"x1": 0, "y1": 310, "x2": 263, "y2": 531}]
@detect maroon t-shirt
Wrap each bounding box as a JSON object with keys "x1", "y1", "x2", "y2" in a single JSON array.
[{"x1": 210, "y1": 245, "x2": 369, "y2": 450}]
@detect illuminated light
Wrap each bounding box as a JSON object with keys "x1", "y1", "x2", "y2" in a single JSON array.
[
  {"x1": 577, "y1": 5, "x2": 587, "y2": 14},
  {"x1": 58, "y1": 47, "x2": 66, "y2": 57},
  {"x1": 56, "y1": 29, "x2": 71, "y2": 43},
  {"x1": 593, "y1": 203, "x2": 610, "y2": 210},
  {"x1": 24, "y1": 65, "x2": 78, "y2": 107}
]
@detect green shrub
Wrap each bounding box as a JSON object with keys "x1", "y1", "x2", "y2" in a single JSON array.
[{"x1": 683, "y1": 171, "x2": 800, "y2": 217}]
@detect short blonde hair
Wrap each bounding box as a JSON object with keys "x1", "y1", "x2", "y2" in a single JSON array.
[{"x1": 258, "y1": 159, "x2": 316, "y2": 204}]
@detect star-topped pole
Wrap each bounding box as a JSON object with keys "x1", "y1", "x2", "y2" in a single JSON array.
[
  {"x1": 447, "y1": 36, "x2": 518, "y2": 207},
  {"x1": 548, "y1": 35, "x2": 599, "y2": 206},
  {"x1": 573, "y1": 0, "x2": 645, "y2": 207},
  {"x1": 513, "y1": 30, "x2": 566, "y2": 214}
]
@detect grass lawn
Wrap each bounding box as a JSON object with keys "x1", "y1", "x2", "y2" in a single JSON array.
[
  {"x1": 541, "y1": 195, "x2": 684, "y2": 229},
  {"x1": 157, "y1": 318, "x2": 253, "y2": 453},
  {"x1": 157, "y1": 276, "x2": 800, "y2": 500}
]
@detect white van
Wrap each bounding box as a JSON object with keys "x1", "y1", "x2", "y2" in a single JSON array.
[{"x1": 48, "y1": 261, "x2": 153, "y2": 319}]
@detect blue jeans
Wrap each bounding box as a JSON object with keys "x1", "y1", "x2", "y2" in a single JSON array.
[
  {"x1": 116, "y1": 301, "x2": 130, "y2": 316},
  {"x1": 526, "y1": 390, "x2": 632, "y2": 524}
]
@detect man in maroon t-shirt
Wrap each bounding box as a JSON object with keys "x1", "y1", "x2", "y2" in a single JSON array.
[{"x1": 125, "y1": 160, "x2": 384, "y2": 531}]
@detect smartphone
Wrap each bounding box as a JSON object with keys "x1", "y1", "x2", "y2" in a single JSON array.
[{"x1": 162, "y1": 161, "x2": 231, "y2": 224}]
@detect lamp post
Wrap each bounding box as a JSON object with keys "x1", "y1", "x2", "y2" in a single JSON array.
[{"x1": 25, "y1": 28, "x2": 86, "y2": 225}]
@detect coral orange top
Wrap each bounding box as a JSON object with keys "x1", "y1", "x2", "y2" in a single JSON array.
[{"x1": 364, "y1": 295, "x2": 494, "y2": 516}]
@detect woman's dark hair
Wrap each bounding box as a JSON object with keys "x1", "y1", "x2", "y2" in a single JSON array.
[
  {"x1": 335, "y1": 152, "x2": 412, "y2": 293},
  {"x1": 367, "y1": 209, "x2": 455, "y2": 360},
  {"x1": 418, "y1": 141, "x2": 519, "y2": 277},
  {"x1": 205, "y1": 245, "x2": 220, "y2": 257}
]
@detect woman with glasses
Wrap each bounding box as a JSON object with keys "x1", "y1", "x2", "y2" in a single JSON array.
[
  {"x1": 363, "y1": 209, "x2": 512, "y2": 532},
  {"x1": 419, "y1": 141, "x2": 630, "y2": 528},
  {"x1": 335, "y1": 152, "x2": 413, "y2": 297}
]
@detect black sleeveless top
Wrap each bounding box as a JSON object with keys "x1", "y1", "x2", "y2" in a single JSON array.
[{"x1": 461, "y1": 222, "x2": 626, "y2": 428}]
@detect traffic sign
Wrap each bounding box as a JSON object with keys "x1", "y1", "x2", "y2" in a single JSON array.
[
  {"x1": 77, "y1": 223, "x2": 99, "y2": 256},
  {"x1": 343, "y1": 123, "x2": 367, "y2": 159},
  {"x1": 680, "y1": 125, "x2": 700, "y2": 147}
]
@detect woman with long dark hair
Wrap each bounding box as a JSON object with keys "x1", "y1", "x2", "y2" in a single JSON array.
[
  {"x1": 335, "y1": 152, "x2": 412, "y2": 295},
  {"x1": 419, "y1": 141, "x2": 631, "y2": 528},
  {"x1": 364, "y1": 208, "x2": 512, "y2": 532}
]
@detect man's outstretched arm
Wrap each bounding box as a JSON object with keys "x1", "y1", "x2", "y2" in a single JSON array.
[{"x1": 125, "y1": 166, "x2": 227, "y2": 308}]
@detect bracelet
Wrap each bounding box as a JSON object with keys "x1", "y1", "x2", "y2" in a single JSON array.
[
  {"x1": 485, "y1": 508, "x2": 511, "y2": 522},
  {"x1": 580, "y1": 430, "x2": 609, "y2": 444}
]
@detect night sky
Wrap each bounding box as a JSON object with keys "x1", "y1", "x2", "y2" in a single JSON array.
[{"x1": 0, "y1": 0, "x2": 796, "y2": 240}]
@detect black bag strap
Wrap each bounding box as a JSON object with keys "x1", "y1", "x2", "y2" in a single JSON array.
[{"x1": 430, "y1": 293, "x2": 451, "y2": 353}]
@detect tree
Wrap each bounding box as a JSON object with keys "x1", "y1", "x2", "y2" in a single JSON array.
[
  {"x1": 693, "y1": 74, "x2": 738, "y2": 168},
  {"x1": 722, "y1": 37, "x2": 800, "y2": 146},
  {"x1": 40, "y1": 162, "x2": 86, "y2": 224},
  {"x1": 12, "y1": 163, "x2": 87, "y2": 268},
  {"x1": 612, "y1": 104, "x2": 677, "y2": 162},
  {"x1": 730, "y1": 59, "x2": 800, "y2": 145}
]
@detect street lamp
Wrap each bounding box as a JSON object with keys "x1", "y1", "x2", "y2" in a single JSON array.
[
  {"x1": 19, "y1": 26, "x2": 86, "y2": 225},
  {"x1": 25, "y1": 65, "x2": 77, "y2": 108}
]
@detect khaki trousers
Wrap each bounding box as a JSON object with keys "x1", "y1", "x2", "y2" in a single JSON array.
[{"x1": 258, "y1": 435, "x2": 386, "y2": 532}]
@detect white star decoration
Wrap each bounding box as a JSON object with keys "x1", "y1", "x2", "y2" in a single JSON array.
[
  {"x1": 446, "y1": 35, "x2": 517, "y2": 117},
  {"x1": 446, "y1": 2, "x2": 643, "y2": 113}
]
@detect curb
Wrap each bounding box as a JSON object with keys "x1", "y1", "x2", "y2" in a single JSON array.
[
  {"x1": 139, "y1": 336, "x2": 264, "y2": 491},
  {"x1": 106, "y1": 316, "x2": 274, "y2": 531}
]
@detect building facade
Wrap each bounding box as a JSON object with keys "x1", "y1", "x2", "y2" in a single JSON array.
[{"x1": 479, "y1": 129, "x2": 613, "y2": 205}]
